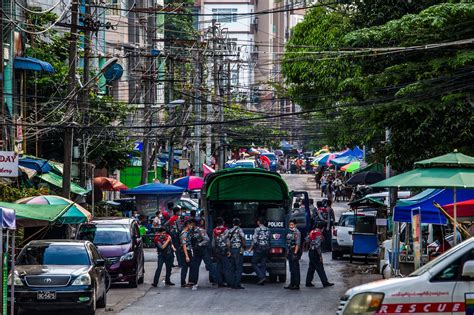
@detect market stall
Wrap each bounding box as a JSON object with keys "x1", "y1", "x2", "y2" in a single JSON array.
[{"x1": 0, "y1": 206, "x2": 15, "y2": 315}]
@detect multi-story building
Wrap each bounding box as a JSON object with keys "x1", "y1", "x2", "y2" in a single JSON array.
[{"x1": 197, "y1": 0, "x2": 256, "y2": 106}]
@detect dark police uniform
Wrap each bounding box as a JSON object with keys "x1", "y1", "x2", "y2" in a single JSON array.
[
  {"x1": 252, "y1": 225, "x2": 270, "y2": 281},
  {"x1": 224, "y1": 226, "x2": 246, "y2": 289},
  {"x1": 305, "y1": 227, "x2": 331, "y2": 287},
  {"x1": 189, "y1": 226, "x2": 221, "y2": 285},
  {"x1": 180, "y1": 229, "x2": 193, "y2": 286},
  {"x1": 152, "y1": 232, "x2": 173, "y2": 286},
  {"x1": 286, "y1": 227, "x2": 301, "y2": 289}
]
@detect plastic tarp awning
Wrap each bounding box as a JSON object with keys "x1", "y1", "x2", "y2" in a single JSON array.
[
  {"x1": 19, "y1": 157, "x2": 52, "y2": 173},
  {"x1": 38, "y1": 172, "x2": 89, "y2": 196},
  {"x1": 206, "y1": 171, "x2": 289, "y2": 201},
  {"x1": 353, "y1": 146, "x2": 364, "y2": 159},
  {"x1": 0, "y1": 207, "x2": 16, "y2": 229},
  {"x1": 14, "y1": 57, "x2": 55, "y2": 73},
  {"x1": 330, "y1": 155, "x2": 359, "y2": 167},
  {"x1": 393, "y1": 189, "x2": 474, "y2": 224},
  {"x1": 0, "y1": 202, "x2": 69, "y2": 227}
]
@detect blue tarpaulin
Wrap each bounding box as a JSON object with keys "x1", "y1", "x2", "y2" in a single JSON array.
[
  {"x1": 336, "y1": 149, "x2": 353, "y2": 158},
  {"x1": 14, "y1": 57, "x2": 55, "y2": 73},
  {"x1": 330, "y1": 155, "x2": 359, "y2": 167},
  {"x1": 353, "y1": 146, "x2": 364, "y2": 159},
  {"x1": 19, "y1": 157, "x2": 52, "y2": 173},
  {"x1": 393, "y1": 189, "x2": 474, "y2": 224}
]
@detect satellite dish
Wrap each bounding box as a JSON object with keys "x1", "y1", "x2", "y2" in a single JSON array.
[{"x1": 103, "y1": 63, "x2": 123, "y2": 83}]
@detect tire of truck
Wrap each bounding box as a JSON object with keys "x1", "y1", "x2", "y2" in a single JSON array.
[
  {"x1": 278, "y1": 274, "x2": 287, "y2": 283},
  {"x1": 268, "y1": 274, "x2": 278, "y2": 283},
  {"x1": 332, "y1": 250, "x2": 340, "y2": 260}
]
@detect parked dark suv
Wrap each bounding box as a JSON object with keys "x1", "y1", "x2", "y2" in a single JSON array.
[
  {"x1": 11, "y1": 240, "x2": 108, "y2": 314},
  {"x1": 77, "y1": 218, "x2": 145, "y2": 287}
]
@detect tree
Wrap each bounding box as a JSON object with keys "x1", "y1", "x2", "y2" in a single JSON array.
[
  {"x1": 24, "y1": 13, "x2": 134, "y2": 172},
  {"x1": 282, "y1": 2, "x2": 474, "y2": 171}
]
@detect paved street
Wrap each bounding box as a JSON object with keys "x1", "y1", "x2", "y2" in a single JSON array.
[{"x1": 97, "y1": 174, "x2": 351, "y2": 315}]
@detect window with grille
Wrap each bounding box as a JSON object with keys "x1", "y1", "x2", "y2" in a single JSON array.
[{"x1": 212, "y1": 8, "x2": 238, "y2": 23}]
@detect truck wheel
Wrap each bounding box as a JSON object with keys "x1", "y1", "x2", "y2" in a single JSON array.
[
  {"x1": 268, "y1": 274, "x2": 278, "y2": 283},
  {"x1": 278, "y1": 274, "x2": 287, "y2": 283},
  {"x1": 332, "y1": 250, "x2": 340, "y2": 260}
]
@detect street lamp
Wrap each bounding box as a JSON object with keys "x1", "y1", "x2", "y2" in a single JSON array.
[{"x1": 166, "y1": 99, "x2": 185, "y2": 184}]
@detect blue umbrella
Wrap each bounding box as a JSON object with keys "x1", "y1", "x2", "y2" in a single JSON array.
[
  {"x1": 330, "y1": 155, "x2": 359, "y2": 167},
  {"x1": 122, "y1": 183, "x2": 185, "y2": 195}
]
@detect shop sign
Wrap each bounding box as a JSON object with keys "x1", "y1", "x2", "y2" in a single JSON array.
[{"x1": 0, "y1": 151, "x2": 18, "y2": 177}]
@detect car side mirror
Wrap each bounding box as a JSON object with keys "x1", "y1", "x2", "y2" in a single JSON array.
[
  {"x1": 462, "y1": 261, "x2": 474, "y2": 278},
  {"x1": 95, "y1": 259, "x2": 106, "y2": 267}
]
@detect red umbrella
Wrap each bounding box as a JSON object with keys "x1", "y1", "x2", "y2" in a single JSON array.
[
  {"x1": 93, "y1": 177, "x2": 128, "y2": 191},
  {"x1": 443, "y1": 199, "x2": 474, "y2": 218},
  {"x1": 260, "y1": 155, "x2": 271, "y2": 170}
]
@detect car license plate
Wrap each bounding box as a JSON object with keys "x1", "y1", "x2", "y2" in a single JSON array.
[
  {"x1": 37, "y1": 291, "x2": 56, "y2": 300},
  {"x1": 243, "y1": 251, "x2": 253, "y2": 257}
]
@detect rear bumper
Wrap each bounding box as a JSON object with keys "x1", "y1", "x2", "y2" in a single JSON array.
[
  {"x1": 10, "y1": 287, "x2": 93, "y2": 310},
  {"x1": 242, "y1": 255, "x2": 286, "y2": 275}
]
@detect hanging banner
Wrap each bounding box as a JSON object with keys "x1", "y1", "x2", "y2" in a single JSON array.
[
  {"x1": 0, "y1": 151, "x2": 18, "y2": 177},
  {"x1": 411, "y1": 210, "x2": 422, "y2": 269}
]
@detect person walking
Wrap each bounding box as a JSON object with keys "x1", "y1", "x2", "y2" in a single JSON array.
[
  {"x1": 285, "y1": 219, "x2": 301, "y2": 290},
  {"x1": 180, "y1": 219, "x2": 196, "y2": 287},
  {"x1": 152, "y1": 210, "x2": 162, "y2": 228},
  {"x1": 249, "y1": 217, "x2": 270, "y2": 285},
  {"x1": 151, "y1": 227, "x2": 175, "y2": 287},
  {"x1": 189, "y1": 219, "x2": 221, "y2": 289},
  {"x1": 306, "y1": 222, "x2": 334, "y2": 288},
  {"x1": 165, "y1": 207, "x2": 184, "y2": 267},
  {"x1": 225, "y1": 218, "x2": 246, "y2": 289},
  {"x1": 212, "y1": 217, "x2": 232, "y2": 287}
]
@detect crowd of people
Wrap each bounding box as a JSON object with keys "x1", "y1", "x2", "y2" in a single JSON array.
[{"x1": 149, "y1": 202, "x2": 334, "y2": 290}]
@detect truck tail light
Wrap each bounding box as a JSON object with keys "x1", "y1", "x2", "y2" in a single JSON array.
[
  {"x1": 333, "y1": 228, "x2": 337, "y2": 237},
  {"x1": 269, "y1": 247, "x2": 284, "y2": 254}
]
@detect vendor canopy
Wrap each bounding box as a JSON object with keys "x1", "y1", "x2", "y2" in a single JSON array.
[
  {"x1": 0, "y1": 202, "x2": 88, "y2": 227},
  {"x1": 393, "y1": 189, "x2": 474, "y2": 224},
  {"x1": 330, "y1": 155, "x2": 359, "y2": 167},
  {"x1": 205, "y1": 169, "x2": 289, "y2": 201},
  {"x1": 122, "y1": 183, "x2": 185, "y2": 196}
]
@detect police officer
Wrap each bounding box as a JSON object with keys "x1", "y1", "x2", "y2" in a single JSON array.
[
  {"x1": 249, "y1": 217, "x2": 270, "y2": 285},
  {"x1": 189, "y1": 219, "x2": 221, "y2": 288},
  {"x1": 224, "y1": 218, "x2": 246, "y2": 289},
  {"x1": 180, "y1": 219, "x2": 195, "y2": 287},
  {"x1": 212, "y1": 217, "x2": 231, "y2": 287},
  {"x1": 165, "y1": 207, "x2": 184, "y2": 267},
  {"x1": 306, "y1": 221, "x2": 334, "y2": 288},
  {"x1": 151, "y1": 227, "x2": 175, "y2": 287},
  {"x1": 285, "y1": 219, "x2": 301, "y2": 290}
]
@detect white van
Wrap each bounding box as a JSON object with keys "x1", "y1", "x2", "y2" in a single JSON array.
[{"x1": 337, "y1": 237, "x2": 474, "y2": 315}]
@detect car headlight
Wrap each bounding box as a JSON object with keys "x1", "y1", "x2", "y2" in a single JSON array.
[
  {"x1": 343, "y1": 293, "x2": 384, "y2": 315},
  {"x1": 120, "y1": 252, "x2": 134, "y2": 262},
  {"x1": 7, "y1": 273, "x2": 23, "y2": 286},
  {"x1": 72, "y1": 273, "x2": 91, "y2": 286}
]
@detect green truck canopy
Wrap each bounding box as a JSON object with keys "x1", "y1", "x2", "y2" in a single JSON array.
[{"x1": 205, "y1": 169, "x2": 289, "y2": 201}]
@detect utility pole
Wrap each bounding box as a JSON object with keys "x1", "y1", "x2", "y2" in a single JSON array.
[
  {"x1": 0, "y1": 0, "x2": 4, "y2": 150},
  {"x1": 80, "y1": 0, "x2": 91, "y2": 187},
  {"x1": 62, "y1": 0, "x2": 79, "y2": 198},
  {"x1": 167, "y1": 57, "x2": 174, "y2": 183},
  {"x1": 193, "y1": 49, "x2": 202, "y2": 176},
  {"x1": 211, "y1": 19, "x2": 220, "y2": 169},
  {"x1": 141, "y1": 0, "x2": 156, "y2": 185}
]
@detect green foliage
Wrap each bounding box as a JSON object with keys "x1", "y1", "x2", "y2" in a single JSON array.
[
  {"x1": 164, "y1": 0, "x2": 197, "y2": 41},
  {"x1": 24, "y1": 18, "x2": 134, "y2": 172},
  {"x1": 282, "y1": 2, "x2": 474, "y2": 172},
  {"x1": 0, "y1": 185, "x2": 49, "y2": 202}
]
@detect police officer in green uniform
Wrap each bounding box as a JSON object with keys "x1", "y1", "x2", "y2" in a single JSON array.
[{"x1": 285, "y1": 219, "x2": 301, "y2": 290}]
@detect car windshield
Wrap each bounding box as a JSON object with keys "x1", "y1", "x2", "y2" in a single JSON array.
[
  {"x1": 17, "y1": 244, "x2": 90, "y2": 265},
  {"x1": 410, "y1": 240, "x2": 472, "y2": 276},
  {"x1": 77, "y1": 224, "x2": 131, "y2": 245},
  {"x1": 235, "y1": 162, "x2": 254, "y2": 168},
  {"x1": 340, "y1": 215, "x2": 355, "y2": 227},
  {"x1": 262, "y1": 154, "x2": 276, "y2": 161}
]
